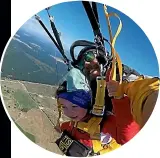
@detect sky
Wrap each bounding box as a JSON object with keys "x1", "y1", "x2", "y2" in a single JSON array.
[{"x1": 20, "y1": 1, "x2": 159, "y2": 77}]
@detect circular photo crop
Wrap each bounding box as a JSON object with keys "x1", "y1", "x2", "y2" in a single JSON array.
[{"x1": 0, "y1": 1, "x2": 159, "y2": 157}]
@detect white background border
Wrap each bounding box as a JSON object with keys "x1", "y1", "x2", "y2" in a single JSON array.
[{"x1": 5, "y1": 0, "x2": 160, "y2": 157}]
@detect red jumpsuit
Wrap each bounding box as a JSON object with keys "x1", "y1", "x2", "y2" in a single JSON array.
[{"x1": 60, "y1": 96, "x2": 140, "y2": 148}]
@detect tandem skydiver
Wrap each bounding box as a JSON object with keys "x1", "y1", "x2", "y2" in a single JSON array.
[
  {"x1": 35, "y1": 3, "x2": 159, "y2": 155},
  {"x1": 69, "y1": 1, "x2": 159, "y2": 128},
  {"x1": 54, "y1": 67, "x2": 140, "y2": 156},
  {"x1": 71, "y1": 32, "x2": 159, "y2": 129}
]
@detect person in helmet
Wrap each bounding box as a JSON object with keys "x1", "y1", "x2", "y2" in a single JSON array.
[
  {"x1": 74, "y1": 48, "x2": 141, "y2": 111},
  {"x1": 55, "y1": 68, "x2": 140, "y2": 157},
  {"x1": 75, "y1": 49, "x2": 159, "y2": 128}
]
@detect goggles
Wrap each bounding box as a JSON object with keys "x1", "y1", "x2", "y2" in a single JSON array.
[{"x1": 77, "y1": 50, "x2": 96, "y2": 70}]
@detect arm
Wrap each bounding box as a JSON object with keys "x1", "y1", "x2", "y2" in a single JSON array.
[
  {"x1": 106, "y1": 80, "x2": 140, "y2": 144},
  {"x1": 112, "y1": 96, "x2": 140, "y2": 144},
  {"x1": 115, "y1": 76, "x2": 159, "y2": 127}
]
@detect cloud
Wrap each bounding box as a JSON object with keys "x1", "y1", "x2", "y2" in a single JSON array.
[
  {"x1": 29, "y1": 42, "x2": 41, "y2": 49},
  {"x1": 12, "y1": 37, "x2": 32, "y2": 49},
  {"x1": 18, "y1": 16, "x2": 78, "y2": 57},
  {"x1": 14, "y1": 34, "x2": 20, "y2": 38},
  {"x1": 24, "y1": 33, "x2": 30, "y2": 37},
  {"x1": 49, "y1": 54, "x2": 64, "y2": 63}
]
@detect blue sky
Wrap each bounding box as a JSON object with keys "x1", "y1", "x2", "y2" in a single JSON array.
[{"x1": 21, "y1": 1, "x2": 159, "y2": 77}]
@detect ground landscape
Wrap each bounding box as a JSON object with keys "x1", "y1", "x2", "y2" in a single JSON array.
[
  {"x1": 1, "y1": 78, "x2": 70, "y2": 155},
  {"x1": 0, "y1": 19, "x2": 71, "y2": 155}
]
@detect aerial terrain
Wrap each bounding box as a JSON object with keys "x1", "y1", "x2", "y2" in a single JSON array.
[{"x1": 1, "y1": 27, "x2": 70, "y2": 155}]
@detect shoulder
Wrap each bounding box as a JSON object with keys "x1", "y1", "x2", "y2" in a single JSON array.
[{"x1": 60, "y1": 121, "x2": 73, "y2": 131}]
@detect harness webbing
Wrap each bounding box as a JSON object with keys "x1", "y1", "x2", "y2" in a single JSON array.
[
  {"x1": 92, "y1": 138, "x2": 121, "y2": 154},
  {"x1": 92, "y1": 77, "x2": 106, "y2": 116},
  {"x1": 46, "y1": 8, "x2": 65, "y2": 53},
  {"x1": 104, "y1": 5, "x2": 123, "y2": 84},
  {"x1": 76, "y1": 5, "x2": 123, "y2": 141},
  {"x1": 56, "y1": 2, "x2": 123, "y2": 143},
  {"x1": 35, "y1": 14, "x2": 69, "y2": 64}
]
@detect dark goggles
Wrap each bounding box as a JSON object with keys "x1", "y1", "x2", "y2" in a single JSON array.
[{"x1": 77, "y1": 51, "x2": 96, "y2": 70}]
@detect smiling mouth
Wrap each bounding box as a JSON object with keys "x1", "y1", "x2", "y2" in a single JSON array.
[
  {"x1": 90, "y1": 69, "x2": 97, "y2": 73},
  {"x1": 69, "y1": 116, "x2": 77, "y2": 119},
  {"x1": 90, "y1": 68, "x2": 100, "y2": 74}
]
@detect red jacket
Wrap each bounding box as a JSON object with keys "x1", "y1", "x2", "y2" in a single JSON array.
[{"x1": 61, "y1": 96, "x2": 140, "y2": 148}]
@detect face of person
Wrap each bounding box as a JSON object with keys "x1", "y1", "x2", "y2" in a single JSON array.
[
  {"x1": 58, "y1": 98, "x2": 88, "y2": 121},
  {"x1": 77, "y1": 50, "x2": 101, "y2": 81},
  {"x1": 83, "y1": 58, "x2": 100, "y2": 81}
]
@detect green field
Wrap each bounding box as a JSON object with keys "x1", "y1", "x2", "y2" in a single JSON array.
[{"x1": 13, "y1": 90, "x2": 38, "y2": 112}]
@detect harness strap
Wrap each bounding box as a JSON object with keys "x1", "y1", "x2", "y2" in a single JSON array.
[
  {"x1": 92, "y1": 138, "x2": 121, "y2": 154},
  {"x1": 56, "y1": 99, "x2": 62, "y2": 130},
  {"x1": 75, "y1": 5, "x2": 124, "y2": 139},
  {"x1": 56, "y1": 4, "x2": 123, "y2": 141},
  {"x1": 77, "y1": 117, "x2": 101, "y2": 139},
  {"x1": 104, "y1": 5, "x2": 123, "y2": 84},
  {"x1": 92, "y1": 77, "x2": 106, "y2": 115}
]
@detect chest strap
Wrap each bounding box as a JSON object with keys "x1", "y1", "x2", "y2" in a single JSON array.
[{"x1": 76, "y1": 76, "x2": 106, "y2": 139}]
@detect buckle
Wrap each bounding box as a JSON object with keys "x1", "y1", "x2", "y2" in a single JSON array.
[
  {"x1": 91, "y1": 75, "x2": 106, "y2": 116},
  {"x1": 96, "y1": 76, "x2": 106, "y2": 80},
  {"x1": 91, "y1": 106, "x2": 105, "y2": 116}
]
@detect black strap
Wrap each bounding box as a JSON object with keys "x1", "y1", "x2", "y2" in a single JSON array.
[
  {"x1": 35, "y1": 16, "x2": 62, "y2": 52},
  {"x1": 82, "y1": 1, "x2": 101, "y2": 37},
  {"x1": 35, "y1": 14, "x2": 69, "y2": 64},
  {"x1": 92, "y1": 2, "x2": 99, "y2": 23},
  {"x1": 46, "y1": 8, "x2": 64, "y2": 53}
]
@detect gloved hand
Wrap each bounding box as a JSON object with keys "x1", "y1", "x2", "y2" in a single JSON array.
[{"x1": 106, "y1": 80, "x2": 124, "y2": 99}]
